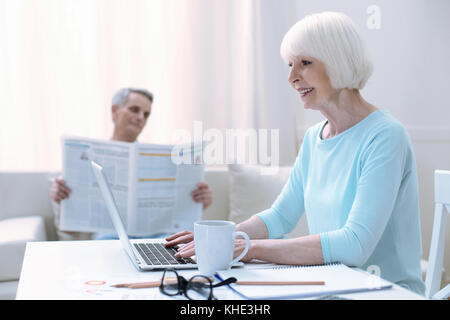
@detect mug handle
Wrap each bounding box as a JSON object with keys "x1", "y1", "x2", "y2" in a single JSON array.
[{"x1": 230, "y1": 231, "x2": 250, "y2": 266}]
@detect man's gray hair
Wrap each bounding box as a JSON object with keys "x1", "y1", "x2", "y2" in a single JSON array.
[{"x1": 111, "y1": 88, "x2": 154, "y2": 107}]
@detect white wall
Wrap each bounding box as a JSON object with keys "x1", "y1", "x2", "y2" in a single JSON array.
[{"x1": 291, "y1": 0, "x2": 450, "y2": 284}]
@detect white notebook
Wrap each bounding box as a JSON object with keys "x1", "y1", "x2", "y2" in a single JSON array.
[{"x1": 216, "y1": 263, "x2": 392, "y2": 299}]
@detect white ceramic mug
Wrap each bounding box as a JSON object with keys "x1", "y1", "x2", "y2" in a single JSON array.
[{"x1": 194, "y1": 220, "x2": 250, "y2": 276}]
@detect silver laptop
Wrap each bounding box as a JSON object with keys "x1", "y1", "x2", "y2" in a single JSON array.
[{"x1": 90, "y1": 160, "x2": 197, "y2": 271}]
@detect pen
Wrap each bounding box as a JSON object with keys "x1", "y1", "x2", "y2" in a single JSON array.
[{"x1": 235, "y1": 280, "x2": 324, "y2": 286}]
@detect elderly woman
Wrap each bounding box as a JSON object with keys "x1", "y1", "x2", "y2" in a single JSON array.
[{"x1": 166, "y1": 11, "x2": 425, "y2": 295}]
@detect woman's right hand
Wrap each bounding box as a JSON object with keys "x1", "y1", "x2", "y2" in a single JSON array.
[{"x1": 164, "y1": 231, "x2": 195, "y2": 258}]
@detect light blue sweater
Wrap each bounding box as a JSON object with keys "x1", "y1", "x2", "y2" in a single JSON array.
[{"x1": 256, "y1": 110, "x2": 425, "y2": 295}]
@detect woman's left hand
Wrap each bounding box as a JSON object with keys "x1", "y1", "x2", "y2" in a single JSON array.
[{"x1": 234, "y1": 238, "x2": 253, "y2": 262}]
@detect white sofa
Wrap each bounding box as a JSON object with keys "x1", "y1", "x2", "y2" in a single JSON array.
[
  {"x1": 0, "y1": 172, "x2": 54, "y2": 299},
  {"x1": 0, "y1": 165, "x2": 308, "y2": 300}
]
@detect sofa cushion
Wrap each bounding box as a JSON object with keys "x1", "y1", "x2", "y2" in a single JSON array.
[
  {"x1": 228, "y1": 164, "x2": 309, "y2": 238},
  {"x1": 0, "y1": 216, "x2": 47, "y2": 281},
  {"x1": 0, "y1": 172, "x2": 55, "y2": 220},
  {"x1": 0, "y1": 280, "x2": 19, "y2": 300},
  {"x1": 202, "y1": 166, "x2": 230, "y2": 221},
  {"x1": 228, "y1": 164, "x2": 292, "y2": 223}
]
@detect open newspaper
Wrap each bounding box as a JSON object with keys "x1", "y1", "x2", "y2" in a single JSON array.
[{"x1": 59, "y1": 136, "x2": 204, "y2": 236}]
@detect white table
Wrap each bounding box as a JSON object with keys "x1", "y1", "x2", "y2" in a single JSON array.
[{"x1": 16, "y1": 240, "x2": 425, "y2": 300}]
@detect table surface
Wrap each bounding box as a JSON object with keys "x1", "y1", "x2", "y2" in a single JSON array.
[{"x1": 16, "y1": 240, "x2": 426, "y2": 300}]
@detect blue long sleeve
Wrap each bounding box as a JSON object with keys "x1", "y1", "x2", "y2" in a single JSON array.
[{"x1": 256, "y1": 110, "x2": 425, "y2": 295}]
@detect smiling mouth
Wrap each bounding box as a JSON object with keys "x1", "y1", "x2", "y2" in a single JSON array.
[
  {"x1": 299, "y1": 87, "x2": 314, "y2": 97},
  {"x1": 130, "y1": 123, "x2": 142, "y2": 129}
]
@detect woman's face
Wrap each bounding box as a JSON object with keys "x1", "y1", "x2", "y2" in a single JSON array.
[{"x1": 288, "y1": 55, "x2": 336, "y2": 110}]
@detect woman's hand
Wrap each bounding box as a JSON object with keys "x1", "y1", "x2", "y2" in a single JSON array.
[
  {"x1": 165, "y1": 231, "x2": 195, "y2": 258},
  {"x1": 233, "y1": 238, "x2": 253, "y2": 263},
  {"x1": 165, "y1": 230, "x2": 253, "y2": 262}
]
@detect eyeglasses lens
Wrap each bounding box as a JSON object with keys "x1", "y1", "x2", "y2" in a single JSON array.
[
  {"x1": 185, "y1": 275, "x2": 212, "y2": 300},
  {"x1": 161, "y1": 270, "x2": 179, "y2": 296}
]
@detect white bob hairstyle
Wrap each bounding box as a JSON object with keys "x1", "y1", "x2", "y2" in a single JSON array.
[{"x1": 280, "y1": 11, "x2": 373, "y2": 90}]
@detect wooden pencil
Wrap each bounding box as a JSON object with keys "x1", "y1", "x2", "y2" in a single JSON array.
[{"x1": 112, "y1": 279, "x2": 325, "y2": 289}]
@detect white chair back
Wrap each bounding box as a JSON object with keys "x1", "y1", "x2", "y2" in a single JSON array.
[{"x1": 425, "y1": 170, "x2": 450, "y2": 299}]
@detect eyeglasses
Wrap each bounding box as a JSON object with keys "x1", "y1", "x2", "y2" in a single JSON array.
[{"x1": 159, "y1": 269, "x2": 237, "y2": 300}]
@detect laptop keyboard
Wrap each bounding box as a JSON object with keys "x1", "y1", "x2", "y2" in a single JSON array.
[{"x1": 133, "y1": 243, "x2": 195, "y2": 266}]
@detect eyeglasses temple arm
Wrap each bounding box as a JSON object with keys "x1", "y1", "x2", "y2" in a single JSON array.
[{"x1": 212, "y1": 276, "x2": 237, "y2": 288}]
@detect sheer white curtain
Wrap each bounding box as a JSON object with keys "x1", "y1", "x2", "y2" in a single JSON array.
[{"x1": 0, "y1": 0, "x2": 298, "y2": 171}]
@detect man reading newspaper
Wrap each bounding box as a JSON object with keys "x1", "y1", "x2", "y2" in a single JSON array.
[{"x1": 50, "y1": 88, "x2": 212, "y2": 240}]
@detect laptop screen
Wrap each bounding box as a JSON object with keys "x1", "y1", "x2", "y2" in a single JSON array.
[{"x1": 90, "y1": 160, "x2": 139, "y2": 265}]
